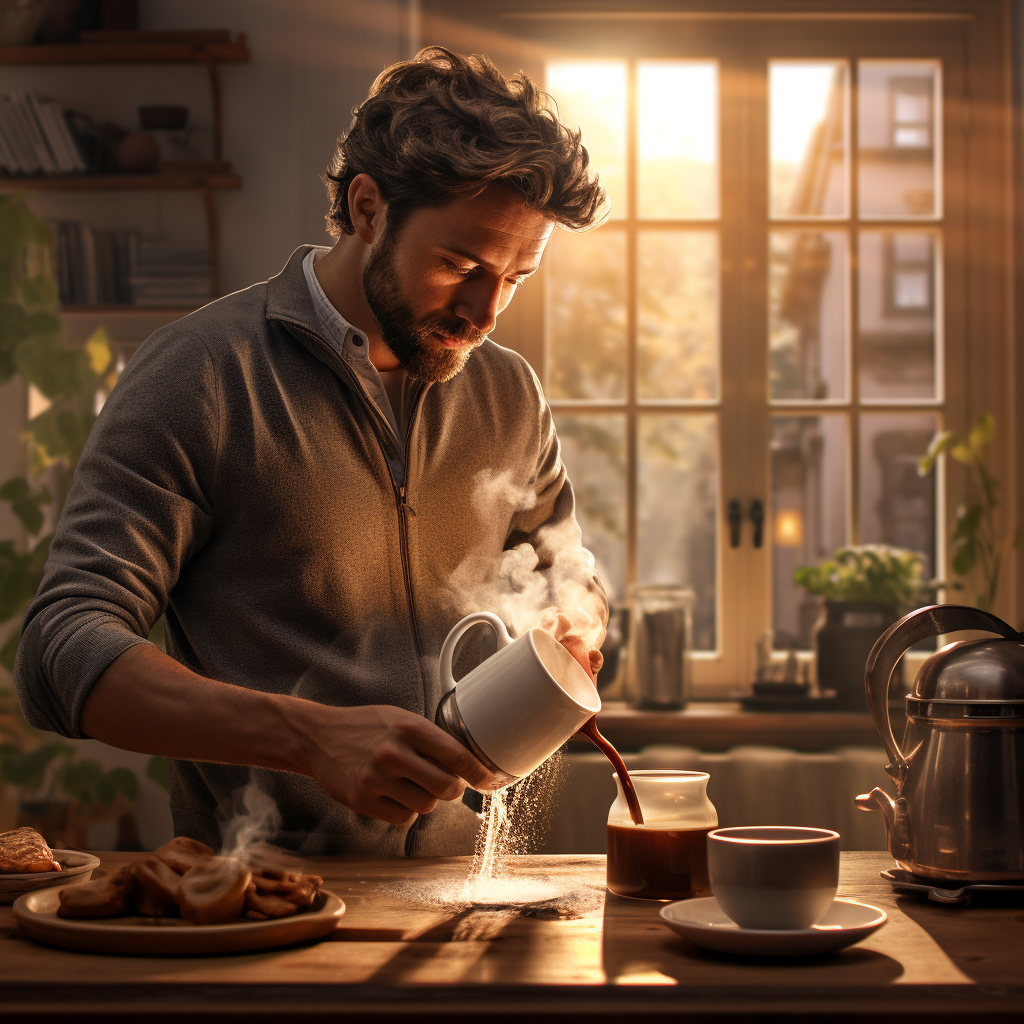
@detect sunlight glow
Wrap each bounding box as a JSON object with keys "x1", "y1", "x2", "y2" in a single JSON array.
[
  {"x1": 770, "y1": 63, "x2": 840, "y2": 163},
  {"x1": 639, "y1": 62, "x2": 716, "y2": 162},
  {"x1": 547, "y1": 61, "x2": 627, "y2": 215}
]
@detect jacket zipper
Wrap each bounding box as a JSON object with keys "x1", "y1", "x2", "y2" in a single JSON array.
[
  {"x1": 275, "y1": 318, "x2": 430, "y2": 856},
  {"x1": 277, "y1": 318, "x2": 427, "y2": 663}
]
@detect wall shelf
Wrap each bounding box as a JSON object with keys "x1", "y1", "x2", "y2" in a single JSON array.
[
  {"x1": 0, "y1": 31, "x2": 250, "y2": 298},
  {"x1": 0, "y1": 173, "x2": 241, "y2": 191},
  {"x1": 0, "y1": 37, "x2": 250, "y2": 67}
]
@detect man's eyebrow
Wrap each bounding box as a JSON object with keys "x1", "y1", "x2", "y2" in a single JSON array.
[{"x1": 436, "y1": 245, "x2": 540, "y2": 278}]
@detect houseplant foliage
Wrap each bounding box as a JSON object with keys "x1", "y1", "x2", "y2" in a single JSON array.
[
  {"x1": 0, "y1": 194, "x2": 119, "y2": 670},
  {"x1": 793, "y1": 544, "x2": 932, "y2": 609},
  {"x1": 794, "y1": 544, "x2": 932, "y2": 711},
  {"x1": 918, "y1": 414, "x2": 1024, "y2": 611},
  {"x1": 0, "y1": 194, "x2": 162, "y2": 835}
]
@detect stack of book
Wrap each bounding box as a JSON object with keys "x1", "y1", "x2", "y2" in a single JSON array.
[
  {"x1": 53, "y1": 222, "x2": 211, "y2": 308},
  {"x1": 0, "y1": 92, "x2": 89, "y2": 176},
  {"x1": 129, "y1": 241, "x2": 212, "y2": 307}
]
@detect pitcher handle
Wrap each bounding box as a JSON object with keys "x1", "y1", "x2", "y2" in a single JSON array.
[
  {"x1": 864, "y1": 603, "x2": 1019, "y2": 783},
  {"x1": 438, "y1": 612, "x2": 514, "y2": 693}
]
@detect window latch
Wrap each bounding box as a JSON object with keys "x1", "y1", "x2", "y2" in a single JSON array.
[
  {"x1": 750, "y1": 499, "x2": 765, "y2": 549},
  {"x1": 727, "y1": 499, "x2": 743, "y2": 548}
]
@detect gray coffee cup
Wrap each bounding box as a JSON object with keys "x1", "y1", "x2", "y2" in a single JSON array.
[{"x1": 707, "y1": 826, "x2": 840, "y2": 930}]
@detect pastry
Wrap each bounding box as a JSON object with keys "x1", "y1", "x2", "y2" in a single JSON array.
[
  {"x1": 131, "y1": 856, "x2": 182, "y2": 916},
  {"x1": 154, "y1": 836, "x2": 216, "y2": 875},
  {"x1": 0, "y1": 827, "x2": 60, "y2": 874},
  {"x1": 178, "y1": 856, "x2": 251, "y2": 925},
  {"x1": 57, "y1": 867, "x2": 133, "y2": 918}
]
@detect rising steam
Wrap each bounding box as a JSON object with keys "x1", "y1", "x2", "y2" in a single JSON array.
[{"x1": 447, "y1": 469, "x2": 607, "y2": 653}]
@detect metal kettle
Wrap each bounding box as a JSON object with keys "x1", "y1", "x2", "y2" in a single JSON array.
[{"x1": 857, "y1": 604, "x2": 1024, "y2": 882}]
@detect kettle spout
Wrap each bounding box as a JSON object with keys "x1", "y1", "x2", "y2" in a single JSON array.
[{"x1": 855, "y1": 787, "x2": 896, "y2": 835}]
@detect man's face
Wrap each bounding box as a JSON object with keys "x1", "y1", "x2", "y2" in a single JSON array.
[{"x1": 362, "y1": 186, "x2": 554, "y2": 383}]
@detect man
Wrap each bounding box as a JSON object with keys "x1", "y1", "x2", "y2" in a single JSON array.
[{"x1": 15, "y1": 48, "x2": 608, "y2": 856}]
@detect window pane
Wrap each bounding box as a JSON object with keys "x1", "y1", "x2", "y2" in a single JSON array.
[
  {"x1": 545, "y1": 227, "x2": 627, "y2": 400},
  {"x1": 858, "y1": 60, "x2": 941, "y2": 218},
  {"x1": 638, "y1": 61, "x2": 718, "y2": 219},
  {"x1": 770, "y1": 61, "x2": 848, "y2": 218},
  {"x1": 638, "y1": 230, "x2": 719, "y2": 400},
  {"x1": 769, "y1": 231, "x2": 848, "y2": 401},
  {"x1": 638, "y1": 414, "x2": 718, "y2": 650},
  {"x1": 857, "y1": 230, "x2": 939, "y2": 401},
  {"x1": 859, "y1": 413, "x2": 937, "y2": 577},
  {"x1": 553, "y1": 413, "x2": 627, "y2": 601},
  {"x1": 547, "y1": 61, "x2": 627, "y2": 218},
  {"x1": 771, "y1": 415, "x2": 848, "y2": 649}
]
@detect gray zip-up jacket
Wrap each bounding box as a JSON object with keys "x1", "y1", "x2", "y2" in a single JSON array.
[{"x1": 15, "y1": 246, "x2": 606, "y2": 857}]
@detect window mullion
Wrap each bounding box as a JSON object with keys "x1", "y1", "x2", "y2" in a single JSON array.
[
  {"x1": 626, "y1": 58, "x2": 639, "y2": 590},
  {"x1": 849, "y1": 58, "x2": 861, "y2": 547}
]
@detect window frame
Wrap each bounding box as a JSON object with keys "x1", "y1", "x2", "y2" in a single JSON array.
[{"x1": 421, "y1": 0, "x2": 1019, "y2": 688}]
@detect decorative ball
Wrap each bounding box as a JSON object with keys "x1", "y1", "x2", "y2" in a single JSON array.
[{"x1": 115, "y1": 131, "x2": 160, "y2": 173}]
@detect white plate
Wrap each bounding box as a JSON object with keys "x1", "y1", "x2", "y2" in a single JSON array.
[
  {"x1": 0, "y1": 850, "x2": 100, "y2": 904},
  {"x1": 660, "y1": 896, "x2": 887, "y2": 956},
  {"x1": 13, "y1": 884, "x2": 346, "y2": 956}
]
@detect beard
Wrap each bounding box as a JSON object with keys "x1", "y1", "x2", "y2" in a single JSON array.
[{"x1": 362, "y1": 227, "x2": 486, "y2": 384}]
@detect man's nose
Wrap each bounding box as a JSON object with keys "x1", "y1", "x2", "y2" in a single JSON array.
[{"x1": 454, "y1": 277, "x2": 504, "y2": 335}]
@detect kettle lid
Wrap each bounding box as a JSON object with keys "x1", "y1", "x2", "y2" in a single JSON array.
[{"x1": 914, "y1": 638, "x2": 1024, "y2": 702}]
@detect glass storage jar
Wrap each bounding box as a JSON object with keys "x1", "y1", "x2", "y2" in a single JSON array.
[{"x1": 607, "y1": 770, "x2": 718, "y2": 900}]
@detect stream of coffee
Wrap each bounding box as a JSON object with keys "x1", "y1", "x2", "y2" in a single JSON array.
[{"x1": 577, "y1": 716, "x2": 644, "y2": 825}]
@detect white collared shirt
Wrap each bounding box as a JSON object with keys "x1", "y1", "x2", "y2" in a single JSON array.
[{"x1": 302, "y1": 247, "x2": 409, "y2": 487}]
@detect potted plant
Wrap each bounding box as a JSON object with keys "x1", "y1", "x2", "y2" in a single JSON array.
[
  {"x1": 0, "y1": 194, "x2": 169, "y2": 845},
  {"x1": 918, "y1": 414, "x2": 1023, "y2": 612},
  {"x1": 794, "y1": 544, "x2": 932, "y2": 712}
]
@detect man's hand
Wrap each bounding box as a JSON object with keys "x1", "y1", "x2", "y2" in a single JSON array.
[
  {"x1": 536, "y1": 606, "x2": 605, "y2": 683},
  {"x1": 82, "y1": 645, "x2": 493, "y2": 830},
  {"x1": 300, "y1": 704, "x2": 494, "y2": 826}
]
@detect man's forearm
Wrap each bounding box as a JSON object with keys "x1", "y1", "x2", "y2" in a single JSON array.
[{"x1": 80, "y1": 645, "x2": 318, "y2": 777}]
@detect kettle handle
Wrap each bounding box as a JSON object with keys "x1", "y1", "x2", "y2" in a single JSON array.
[
  {"x1": 864, "y1": 603, "x2": 1019, "y2": 783},
  {"x1": 438, "y1": 612, "x2": 514, "y2": 693}
]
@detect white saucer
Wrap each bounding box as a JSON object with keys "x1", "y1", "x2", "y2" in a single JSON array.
[{"x1": 660, "y1": 897, "x2": 887, "y2": 956}]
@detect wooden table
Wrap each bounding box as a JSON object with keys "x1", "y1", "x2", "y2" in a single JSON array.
[{"x1": 1, "y1": 851, "x2": 1022, "y2": 1021}]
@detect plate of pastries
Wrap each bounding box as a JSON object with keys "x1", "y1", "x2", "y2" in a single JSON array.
[
  {"x1": 12, "y1": 837, "x2": 345, "y2": 955},
  {"x1": 0, "y1": 827, "x2": 100, "y2": 904}
]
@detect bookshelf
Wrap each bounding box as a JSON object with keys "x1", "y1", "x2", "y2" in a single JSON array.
[{"x1": 0, "y1": 30, "x2": 250, "y2": 310}]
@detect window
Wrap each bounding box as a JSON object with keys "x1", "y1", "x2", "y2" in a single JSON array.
[{"x1": 422, "y1": 3, "x2": 1014, "y2": 689}]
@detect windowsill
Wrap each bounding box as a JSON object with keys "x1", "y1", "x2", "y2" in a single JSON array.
[{"x1": 576, "y1": 700, "x2": 887, "y2": 753}]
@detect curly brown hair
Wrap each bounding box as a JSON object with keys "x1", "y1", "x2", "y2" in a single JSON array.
[{"x1": 324, "y1": 46, "x2": 606, "y2": 238}]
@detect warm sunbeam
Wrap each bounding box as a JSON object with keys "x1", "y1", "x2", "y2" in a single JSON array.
[{"x1": 770, "y1": 62, "x2": 842, "y2": 163}]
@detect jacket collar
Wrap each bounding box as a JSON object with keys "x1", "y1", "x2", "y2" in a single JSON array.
[{"x1": 265, "y1": 244, "x2": 326, "y2": 336}]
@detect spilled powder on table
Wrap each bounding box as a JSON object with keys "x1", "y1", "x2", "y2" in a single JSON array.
[{"x1": 386, "y1": 755, "x2": 605, "y2": 937}]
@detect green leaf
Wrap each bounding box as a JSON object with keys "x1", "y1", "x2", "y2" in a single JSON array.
[
  {"x1": 968, "y1": 413, "x2": 995, "y2": 452},
  {"x1": 918, "y1": 430, "x2": 955, "y2": 475},
  {"x1": 107, "y1": 766, "x2": 138, "y2": 800},
  {"x1": 94, "y1": 775, "x2": 116, "y2": 807},
  {"x1": 20, "y1": 272, "x2": 58, "y2": 310},
  {"x1": 950, "y1": 443, "x2": 975, "y2": 465},
  {"x1": 85, "y1": 328, "x2": 113, "y2": 375},
  {"x1": 951, "y1": 504, "x2": 984, "y2": 542},
  {"x1": 1, "y1": 742, "x2": 65, "y2": 788},
  {"x1": 146, "y1": 755, "x2": 172, "y2": 794},
  {"x1": 0, "y1": 475, "x2": 51, "y2": 535},
  {"x1": 59, "y1": 757, "x2": 104, "y2": 802},
  {"x1": 952, "y1": 540, "x2": 977, "y2": 576}
]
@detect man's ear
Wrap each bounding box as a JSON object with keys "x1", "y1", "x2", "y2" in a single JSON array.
[{"x1": 348, "y1": 173, "x2": 387, "y2": 245}]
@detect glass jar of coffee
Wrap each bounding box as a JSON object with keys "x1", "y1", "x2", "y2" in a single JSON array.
[{"x1": 606, "y1": 770, "x2": 718, "y2": 901}]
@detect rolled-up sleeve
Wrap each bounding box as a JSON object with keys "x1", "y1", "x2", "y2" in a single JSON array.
[{"x1": 14, "y1": 328, "x2": 220, "y2": 737}]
